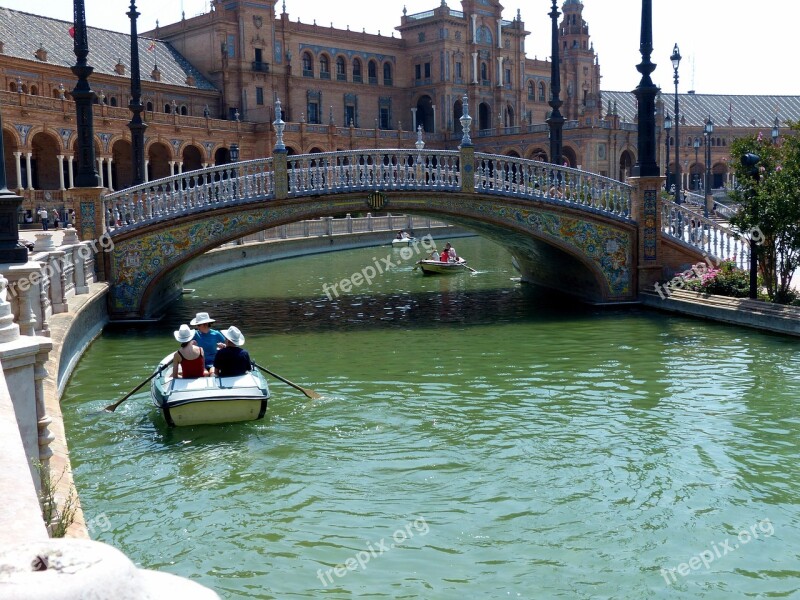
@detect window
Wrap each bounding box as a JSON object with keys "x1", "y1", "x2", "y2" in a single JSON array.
[
  {"x1": 308, "y1": 102, "x2": 319, "y2": 124},
  {"x1": 353, "y1": 58, "x2": 362, "y2": 83},
  {"x1": 424, "y1": 62, "x2": 431, "y2": 79},
  {"x1": 480, "y1": 62, "x2": 488, "y2": 84},
  {"x1": 415, "y1": 64, "x2": 421, "y2": 80},
  {"x1": 379, "y1": 106, "x2": 390, "y2": 129},
  {"x1": 368, "y1": 60, "x2": 378, "y2": 84},
  {"x1": 504, "y1": 69, "x2": 511, "y2": 85},
  {"x1": 528, "y1": 82, "x2": 535, "y2": 99},
  {"x1": 336, "y1": 57, "x2": 346, "y2": 81},
  {"x1": 345, "y1": 105, "x2": 356, "y2": 127},
  {"x1": 227, "y1": 34, "x2": 235, "y2": 58},
  {"x1": 164, "y1": 103, "x2": 172, "y2": 114},
  {"x1": 302, "y1": 52, "x2": 314, "y2": 77},
  {"x1": 255, "y1": 48, "x2": 263, "y2": 63},
  {"x1": 320, "y1": 55, "x2": 330, "y2": 79},
  {"x1": 383, "y1": 63, "x2": 392, "y2": 86},
  {"x1": 256, "y1": 86, "x2": 264, "y2": 105},
  {"x1": 455, "y1": 61, "x2": 463, "y2": 81},
  {"x1": 539, "y1": 82, "x2": 546, "y2": 102},
  {"x1": 307, "y1": 90, "x2": 321, "y2": 124}
]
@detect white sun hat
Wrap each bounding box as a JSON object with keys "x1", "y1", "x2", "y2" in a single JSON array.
[
  {"x1": 173, "y1": 324, "x2": 194, "y2": 343},
  {"x1": 222, "y1": 326, "x2": 245, "y2": 347},
  {"x1": 189, "y1": 312, "x2": 215, "y2": 326}
]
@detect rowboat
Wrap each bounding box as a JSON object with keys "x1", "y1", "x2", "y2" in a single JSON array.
[
  {"x1": 415, "y1": 258, "x2": 472, "y2": 275},
  {"x1": 150, "y1": 354, "x2": 269, "y2": 427},
  {"x1": 391, "y1": 236, "x2": 416, "y2": 247}
]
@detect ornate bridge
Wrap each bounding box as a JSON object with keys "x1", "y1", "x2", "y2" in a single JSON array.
[{"x1": 78, "y1": 146, "x2": 749, "y2": 319}]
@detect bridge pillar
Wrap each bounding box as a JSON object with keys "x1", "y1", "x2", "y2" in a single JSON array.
[
  {"x1": 273, "y1": 150, "x2": 288, "y2": 200},
  {"x1": 628, "y1": 176, "x2": 663, "y2": 293},
  {"x1": 459, "y1": 145, "x2": 474, "y2": 193},
  {"x1": 66, "y1": 187, "x2": 107, "y2": 280}
]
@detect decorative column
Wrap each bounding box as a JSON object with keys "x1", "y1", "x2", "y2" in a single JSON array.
[
  {"x1": 273, "y1": 98, "x2": 288, "y2": 200},
  {"x1": 105, "y1": 157, "x2": 113, "y2": 191},
  {"x1": 127, "y1": 0, "x2": 147, "y2": 185},
  {"x1": 431, "y1": 106, "x2": 436, "y2": 132},
  {"x1": 411, "y1": 108, "x2": 417, "y2": 132},
  {"x1": 25, "y1": 154, "x2": 33, "y2": 190},
  {"x1": 67, "y1": 156, "x2": 75, "y2": 188},
  {"x1": 96, "y1": 157, "x2": 104, "y2": 187},
  {"x1": 169, "y1": 161, "x2": 175, "y2": 177},
  {"x1": 57, "y1": 155, "x2": 66, "y2": 190},
  {"x1": 471, "y1": 14, "x2": 477, "y2": 41},
  {"x1": 458, "y1": 95, "x2": 474, "y2": 193},
  {"x1": 71, "y1": 0, "x2": 99, "y2": 187},
  {"x1": 471, "y1": 52, "x2": 478, "y2": 84},
  {"x1": 496, "y1": 56, "x2": 503, "y2": 86},
  {"x1": 496, "y1": 19, "x2": 502, "y2": 48},
  {"x1": 547, "y1": 0, "x2": 564, "y2": 166},
  {"x1": 13, "y1": 152, "x2": 22, "y2": 190},
  {"x1": 144, "y1": 159, "x2": 149, "y2": 182}
]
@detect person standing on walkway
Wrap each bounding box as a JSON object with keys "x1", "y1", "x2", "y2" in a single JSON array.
[{"x1": 38, "y1": 207, "x2": 48, "y2": 231}]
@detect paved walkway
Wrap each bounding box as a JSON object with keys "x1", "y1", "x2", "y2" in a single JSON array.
[{"x1": 20, "y1": 228, "x2": 65, "y2": 246}]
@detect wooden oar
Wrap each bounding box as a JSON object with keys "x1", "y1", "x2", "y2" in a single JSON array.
[
  {"x1": 252, "y1": 362, "x2": 321, "y2": 399},
  {"x1": 104, "y1": 360, "x2": 172, "y2": 413}
]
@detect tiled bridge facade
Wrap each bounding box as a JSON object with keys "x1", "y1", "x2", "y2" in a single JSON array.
[{"x1": 73, "y1": 147, "x2": 751, "y2": 320}]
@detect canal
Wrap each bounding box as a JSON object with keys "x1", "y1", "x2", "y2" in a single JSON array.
[{"x1": 62, "y1": 235, "x2": 800, "y2": 599}]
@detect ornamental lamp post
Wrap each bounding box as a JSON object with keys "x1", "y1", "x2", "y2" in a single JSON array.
[
  {"x1": 703, "y1": 116, "x2": 713, "y2": 218},
  {"x1": 229, "y1": 143, "x2": 240, "y2": 162},
  {"x1": 671, "y1": 44, "x2": 682, "y2": 197},
  {"x1": 664, "y1": 112, "x2": 672, "y2": 194},
  {"x1": 772, "y1": 117, "x2": 780, "y2": 144},
  {"x1": 693, "y1": 137, "x2": 700, "y2": 191}
]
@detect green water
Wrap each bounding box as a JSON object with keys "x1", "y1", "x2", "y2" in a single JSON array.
[{"x1": 62, "y1": 236, "x2": 800, "y2": 599}]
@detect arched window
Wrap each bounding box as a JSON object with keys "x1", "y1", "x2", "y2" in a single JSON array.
[
  {"x1": 302, "y1": 52, "x2": 314, "y2": 77},
  {"x1": 320, "y1": 55, "x2": 330, "y2": 79},
  {"x1": 353, "y1": 58, "x2": 363, "y2": 83},
  {"x1": 164, "y1": 103, "x2": 172, "y2": 113},
  {"x1": 336, "y1": 56, "x2": 346, "y2": 81},
  {"x1": 528, "y1": 82, "x2": 535, "y2": 99},
  {"x1": 110, "y1": 97, "x2": 118, "y2": 107},
  {"x1": 181, "y1": 105, "x2": 188, "y2": 116},
  {"x1": 475, "y1": 24, "x2": 493, "y2": 45},
  {"x1": 539, "y1": 82, "x2": 546, "y2": 102},
  {"x1": 368, "y1": 60, "x2": 378, "y2": 84},
  {"x1": 146, "y1": 101, "x2": 153, "y2": 112},
  {"x1": 383, "y1": 62, "x2": 392, "y2": 85},
  {"x1": 30, "y1": 85, "x2": 38, "y2": 95},
  {"x1": 9, "y1": 82, "x2": 17, "y2": 93}
]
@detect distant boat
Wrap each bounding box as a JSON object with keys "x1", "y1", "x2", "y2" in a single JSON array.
[
  {"x1": 391, "y1": 235, "x2": 416, "y2": 247},
  {"x1": 414, "y1": 257, "x2": 473, "y2": 275},
  {"x1": 150, "y1": 354, "x2": 269, "y2": 427}
]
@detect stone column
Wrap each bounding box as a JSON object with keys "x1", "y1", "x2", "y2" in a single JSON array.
[
  {"x1": 273, "y1": 151, "x2": 287, "y2": 200},
  {"x1": 496, "y1": 19, "x2": 502, "y2": 48},
  {"x1": 144, "y1": 159, "x2": 149, "y2": 182},
  {"x1": 13, "y1": 152, "x2": 22, "y2": 190},
  {"x1": 106, "y1": 158, "x2": 113, "y2": 192},
  {"x1": 25, "y1": 153, "x2": 33, "y2": 190},
  {"x1": 471, "y1": 14, "x2": 477, "y2": 41},
  {"x1": 496, "y1": 56, "x2": 503, "y2": 87},
  {"x1": 96, "y1": 158, "x2": 104, "y2": 188},
  {"x1": 169, "y1": 161, "x2": 175, "y2": 177},
  {"x1": 410, "y1": 108, "x2": 417, "y2": 132},
  {"x1": 471, "y1": 52, "x2": 478, "y2": 84},
  {"x1": 57, "y1": 155, "x2": 66, "y2": 191},
  {"x1": 67, "y1": 156, "x2": 75, "y2": 189}
]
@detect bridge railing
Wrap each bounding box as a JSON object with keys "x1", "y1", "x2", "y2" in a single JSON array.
[
  {"x1": 285, "y1": 149, "x2": 462, "y2": 195},
  {"x1": 661, "y1": 200, "x2": 750, "y2": 269},
  {"x1": 103, "y1": 158, "x2": 275, "y2": 231},
  {"x1": 473, "y1": 153, "x2": 632, "y2": 218},
  {"x1": 101, "y1": 149, "x2": 633, "y2": 234}
]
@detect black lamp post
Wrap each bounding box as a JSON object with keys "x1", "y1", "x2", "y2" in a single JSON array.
[
  {"x1": 670, "y1": 44, "x2": 681, "y2": 197},
  {"x1": 704, "y1": 116, "x2": 713, "y2": 218},
  {"x1": 632, "y1": 0, "x2": 659, "y2": 177},
  {"x1": 128, "y1": 0, "x2": 147, "y2": 186},
  {"x1": 546, "y1": 0, "x2": 564, "y2": 166},
  {"x1": 664, "y1": 112, "x2": 672, "y2": 193},
  {"x1": 772, "y1": 117, "x2": 780, "y2": 144},
  {"x1": 693, "y1": 137, "x2": 700, "y2": 191},
  {"x1": 72, "y1": 0, "x2": 99, "y2": 187},
  {"x1": 229, "y1": 143, "x2": 240, "y2": 162},
  {"x1": 0, "y1": 108, "x2": 27, "y2": 263}
]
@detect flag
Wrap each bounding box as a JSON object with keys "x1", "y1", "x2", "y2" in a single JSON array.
[
  {"x1": 147, "y1": 41, "x2": 156, "y2": 52},
  {"x1": 68, "y1": 26, "x2": 75, "y2": 38}
]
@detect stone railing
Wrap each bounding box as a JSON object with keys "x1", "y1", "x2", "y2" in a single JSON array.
[
  {"x1": 233, "y1": 214, "x2": 453, "y2": 244},
  {"x1": 661, "y1": 200, "x2": 751, "y2": 269},
  {"x1": 102, "y1": 149, "x2": 634, "y2": 235},
  {"x1": 4, "y1": 228, "x2": 97, "y2": 338}
]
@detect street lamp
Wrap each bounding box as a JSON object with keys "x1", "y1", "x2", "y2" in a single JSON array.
[
  {"x1": 671, "y1": 43, "x2": 681, "y2": 196},
  {"x1": 693, "y1": 137, "x2": 700, "y2": 191},
  {"x1": 704, "y1": 116, "x2": 714, "y2": 218},
  {"x1": 664, "y1": 112, "x2": 672, "y2": 194},
  {"x1": 772, "y1": 116, "x2": 780, "y2": 144},
  {"x1": 229, "y1": 143, "x2": 240, "y2": 162}
]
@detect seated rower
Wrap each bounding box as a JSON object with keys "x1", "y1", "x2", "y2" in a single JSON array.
[
  {"x1": 213, "y1": 326, "x2": 252, "y2": 377},
  {"x1": 172, "y1": 324, "x2": 207, "y2": 378}
]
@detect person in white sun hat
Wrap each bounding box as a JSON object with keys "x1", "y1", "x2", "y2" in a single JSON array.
[
  {"x1": 212, "y1": 326, "x2": 252, "y2": 377},
  {"x1": 189, "y1": 312, "x2": 226, "y2": 369}
]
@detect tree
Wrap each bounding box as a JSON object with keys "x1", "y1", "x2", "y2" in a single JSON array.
[{"x1": 729, "y1": 122, "x2": 800, "y2": 303}]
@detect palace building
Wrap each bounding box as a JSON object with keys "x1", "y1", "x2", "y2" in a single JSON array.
[{"x1": 1, "y1": 0, "x2": 798, "y2": 215}]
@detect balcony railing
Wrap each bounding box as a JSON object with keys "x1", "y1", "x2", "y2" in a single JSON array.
[{"x1": 251, "y1": 61, "x2": 270, "y2": 73}]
